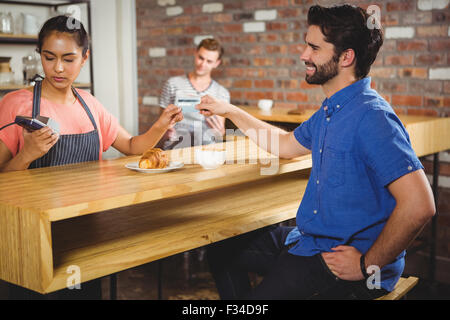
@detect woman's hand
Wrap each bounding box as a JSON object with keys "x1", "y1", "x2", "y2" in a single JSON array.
[
  {"x1": 196, "y1": 95, "x2": 233, "y2": 117},
  {"x1": 21, "y1": 127, "x2": 59, "y2": 162},
  {"x1": 157, "y1": 104, "x2": 183, "y2": 128}
]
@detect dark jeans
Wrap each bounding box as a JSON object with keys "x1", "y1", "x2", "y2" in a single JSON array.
[{"x1": 207, "y1": 225, "x2": 388, "y2": 300}]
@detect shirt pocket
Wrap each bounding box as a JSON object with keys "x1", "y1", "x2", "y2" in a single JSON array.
[{"x1": 322, "y1": 147, "x2": 346, "y2": 188}]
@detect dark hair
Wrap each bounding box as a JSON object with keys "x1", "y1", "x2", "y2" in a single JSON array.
[
  {"x1": 37, "y1": 15, "x2": 89, "y2": 57},
  {"x1": 307, "y1": 5, "x2": 383, "y2": 79},
  {"x1": 197, "y1": 38, "x2": 224, "y2": 60}
]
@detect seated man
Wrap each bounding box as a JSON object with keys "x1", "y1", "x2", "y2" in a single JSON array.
[
  {"x1": 158, "y1": 38, "x2": 230, "y2": 149},
  {"x1": 197, "y1": 4, "x2": 435, "y2": 299}
]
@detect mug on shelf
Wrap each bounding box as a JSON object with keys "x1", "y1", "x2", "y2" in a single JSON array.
[{"x1": 22, "y1": 13, "x2": 39, "y2": 35}]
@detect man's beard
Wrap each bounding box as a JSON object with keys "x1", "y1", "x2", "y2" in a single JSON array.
[{"x1": 305, "y1": 53, "x2": 340, "y2": 85}]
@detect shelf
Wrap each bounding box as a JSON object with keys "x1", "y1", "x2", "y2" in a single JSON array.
[
  {"x1": 0, "y1": 33, "x2": 37, "y2": 44},
  {"x1": 0, "y1": 0, "x2": 94, "y2": 94},
  {"x1": 0, "y1": 83, "x2": 91, "y2": 91},
  {"x1": 0, "y1": 0, "x2": 90, "y2": 7}
]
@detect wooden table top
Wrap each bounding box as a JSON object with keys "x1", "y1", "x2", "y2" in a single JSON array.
[
  {"x1": 237, "y1": 106, "x2": 315, "y2": 124},
  {"x1": 1, "y1": 111, "x2": 449, "y2": 222},
  {"x1": 237, "y1": 105, "x2": 447, "y2": 126},
  {"x1": 0, "y1": 114, "x2": 448, "y2": 294},
  {"x1": 0, "y1": 137, "x2": 312, "y2": 222},
  {"x1": 0, "y1": 137, "x2": 312, "y2": 293}
]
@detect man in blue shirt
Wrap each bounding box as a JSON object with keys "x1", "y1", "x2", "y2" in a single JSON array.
[{"x1": 197, "y1": 4, "x2": 435, "y2": 299}]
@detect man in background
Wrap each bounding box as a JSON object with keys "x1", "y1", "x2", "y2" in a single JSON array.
[{"x1": 158, "y1": 38, "x2": 230, "y2": 149}]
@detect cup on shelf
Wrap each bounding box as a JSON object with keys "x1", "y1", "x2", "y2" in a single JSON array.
[
  {"x1": 22, "y1": 13, "x2": 39, "y2": 35},
  {"x1": 0, "y1": 72, "x2": 14, "y2": 85}
]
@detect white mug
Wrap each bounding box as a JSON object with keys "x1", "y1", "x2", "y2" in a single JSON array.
[
  {"x1": 258, "y1": 99, "x2": 273, "y2": 111},
  {"x1": 22, "y1": 13, "x2": 39, "y2": 35}
]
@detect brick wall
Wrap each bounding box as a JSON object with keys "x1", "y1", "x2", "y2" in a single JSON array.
[{"x1": 136, "y1": 0, "x2": 450, "y2": 263}]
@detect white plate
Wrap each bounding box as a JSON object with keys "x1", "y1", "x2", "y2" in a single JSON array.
[{"x1": 125, "y1": 161, "x2": 184, "y2": 173}]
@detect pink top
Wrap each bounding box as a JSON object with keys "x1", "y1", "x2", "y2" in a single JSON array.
[{"x1": 0, "y1": 89, "x2": 119, "y2": 160}]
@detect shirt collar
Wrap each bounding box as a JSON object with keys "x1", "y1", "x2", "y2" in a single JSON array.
[{"x1": 322, "y1": 77, "x2": 372, "y2": 116}]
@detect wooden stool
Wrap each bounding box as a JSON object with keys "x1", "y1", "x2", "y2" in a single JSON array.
[{"x1": 375, "y1": 276, "x2": 419, "y2": 300}]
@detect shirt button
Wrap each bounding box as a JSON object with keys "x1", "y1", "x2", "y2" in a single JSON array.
[
  {"x1": 337, "y1": 104, "x2": 340, "y2": 108},
  {"x1": 408, "y1": 165, "x2": 413, "y2": 171},
  {"x1": 316, "y1": 180, "x2": 319, "y2": 184},
  {"x1": 319, "y1": 149, "x2": 322, "y2": 153},
  {"x1": 313, "y1": 210, "x2": 318, "y2": 214},
  {"x1": 326, "y1": 117, "x2": 330, "y2": 122}
]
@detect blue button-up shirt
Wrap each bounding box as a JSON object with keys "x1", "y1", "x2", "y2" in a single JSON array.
[{"x1": 288, "y1": 77, "x2": 423, "y2": 291}]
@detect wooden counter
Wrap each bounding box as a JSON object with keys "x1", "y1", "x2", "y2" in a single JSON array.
[
  {"x1": 237, "y1": 106, "x2": 316, "y2": 124},
  {"x1": 1, "y1": 111, "x2": 449, "y2": 294},
  {"x1": 0, "y1": 137, "x2": 311, "y2": 294}
]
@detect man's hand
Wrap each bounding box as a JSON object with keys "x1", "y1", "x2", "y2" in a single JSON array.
[
  {"x1": 196, "y1": 95, "x2": 233, "y2": 117},
  {"x1": 321, "y1": 245, "x2": 364, "y2": 281},
  {"x1": 205, "y1": 115, "x2": 225, "y2": 136}
]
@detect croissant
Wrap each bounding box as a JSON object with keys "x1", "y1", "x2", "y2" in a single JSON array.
[{"x1": 138, "y1": 148, "x2": 169, "y2": 169}]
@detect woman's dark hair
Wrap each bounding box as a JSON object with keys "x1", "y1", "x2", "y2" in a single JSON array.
[
  {"x1": 37, "y1": 15, "x2": 89, "y2": 57},
  {"x1": 307, "y1": 5, "x2": 383, "y2": 79}
]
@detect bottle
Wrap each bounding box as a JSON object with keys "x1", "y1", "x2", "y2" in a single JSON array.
[{"x1": 23, "y1": 53, "x2": 38, "y2": 85}]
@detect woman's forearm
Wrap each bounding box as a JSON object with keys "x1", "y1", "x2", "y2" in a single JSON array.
[
  {"x1": 127, "y1": 121, "x2": 167, "y2": 155},
  {"x1": 0, "y1": 151, "x2": 32, "y2": 172}
]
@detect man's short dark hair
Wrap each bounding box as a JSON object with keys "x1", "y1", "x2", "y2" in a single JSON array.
[
  {"x1": 307, "y1": 4, "x2": 383, "y2": 79},
  {"x1": 197, "y1": 38, "x2": 224, "y2": 60}
]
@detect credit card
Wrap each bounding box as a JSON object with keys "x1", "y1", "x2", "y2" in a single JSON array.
[{"x1": 175, "y1": 96, "x2": 201, "y2": 113}]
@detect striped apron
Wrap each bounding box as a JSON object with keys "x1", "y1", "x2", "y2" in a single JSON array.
[
  {"x1": 6, "y1": 81, "x2": 103, "y2": 298},
  {"x1": 29, "y1": 80, "x2": 100, "y2": 169}
]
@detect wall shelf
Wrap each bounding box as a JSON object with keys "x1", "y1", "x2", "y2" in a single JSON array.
[
  {"x1": 0, "y1": 0, "x2": 94, "y2": 94},
  {"x1": 0, "y1": 33, "x2": 37, "y2": 44},
  {"x1": 0, "y1": 82, "x2": 91, "y2": 91}
]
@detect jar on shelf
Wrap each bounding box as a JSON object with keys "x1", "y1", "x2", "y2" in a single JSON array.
[
  {"x1": 0, "y1": 12, "x2": 14, "y2": 34},
  {"x1": 22, "y1": 53, "x2": 39, "y2": 85}
]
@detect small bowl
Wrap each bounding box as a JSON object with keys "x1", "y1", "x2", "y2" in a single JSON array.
[
  {"x1": 195, "y1": 149, "x2": 226, "y2": 170},
  {"x1": 258, "y1": 99, "x2": 273, "y2": 111}
]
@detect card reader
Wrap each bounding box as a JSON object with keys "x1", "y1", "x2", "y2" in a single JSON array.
[{"x1": 15, "y1": 115, "x2": 60, "y2": 135}]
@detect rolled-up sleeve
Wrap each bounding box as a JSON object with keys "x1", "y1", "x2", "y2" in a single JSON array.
[
  {"x1": 293, "y1": 110, "x2": 319, "y2": 150},
  {"x1": 357, "y1": 108, "x2": 423, "y2": 187}
]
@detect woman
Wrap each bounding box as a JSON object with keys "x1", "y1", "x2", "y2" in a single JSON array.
[{"x1": 0, "y1": 15, "x2": 183, "y2": 172}]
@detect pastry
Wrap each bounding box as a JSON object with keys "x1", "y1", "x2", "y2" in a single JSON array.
[{"x1": 138, "y1": 148, "x2": 169, "y2": 169}]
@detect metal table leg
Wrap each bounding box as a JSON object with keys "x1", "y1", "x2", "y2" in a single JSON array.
[
  {"x1": 430, "y1": 153, "x2": 439, "y2": 288},
  {"x1": 110, "y1": 274, "x2": 117, "y2": 300},
  {"x1": 158, "y1": 260, "x2": 163, "y2": 300}
]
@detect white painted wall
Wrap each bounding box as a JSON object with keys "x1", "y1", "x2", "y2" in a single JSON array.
[{"x1": 90, "y1": 0, "x2": 138, "y2": 159}]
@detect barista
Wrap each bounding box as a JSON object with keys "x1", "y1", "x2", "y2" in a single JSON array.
[{"x1": 0, "y1": 15, "x2": 183, "y2": 172}]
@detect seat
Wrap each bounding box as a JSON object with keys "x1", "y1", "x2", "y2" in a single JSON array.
[{"x1": 375, "y1": 276, "x2": 419, "y2": 300}]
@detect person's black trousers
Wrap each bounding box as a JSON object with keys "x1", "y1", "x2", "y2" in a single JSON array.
[{"x1": 207, "y1": 225, "x2": 388, "y2": 300}]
